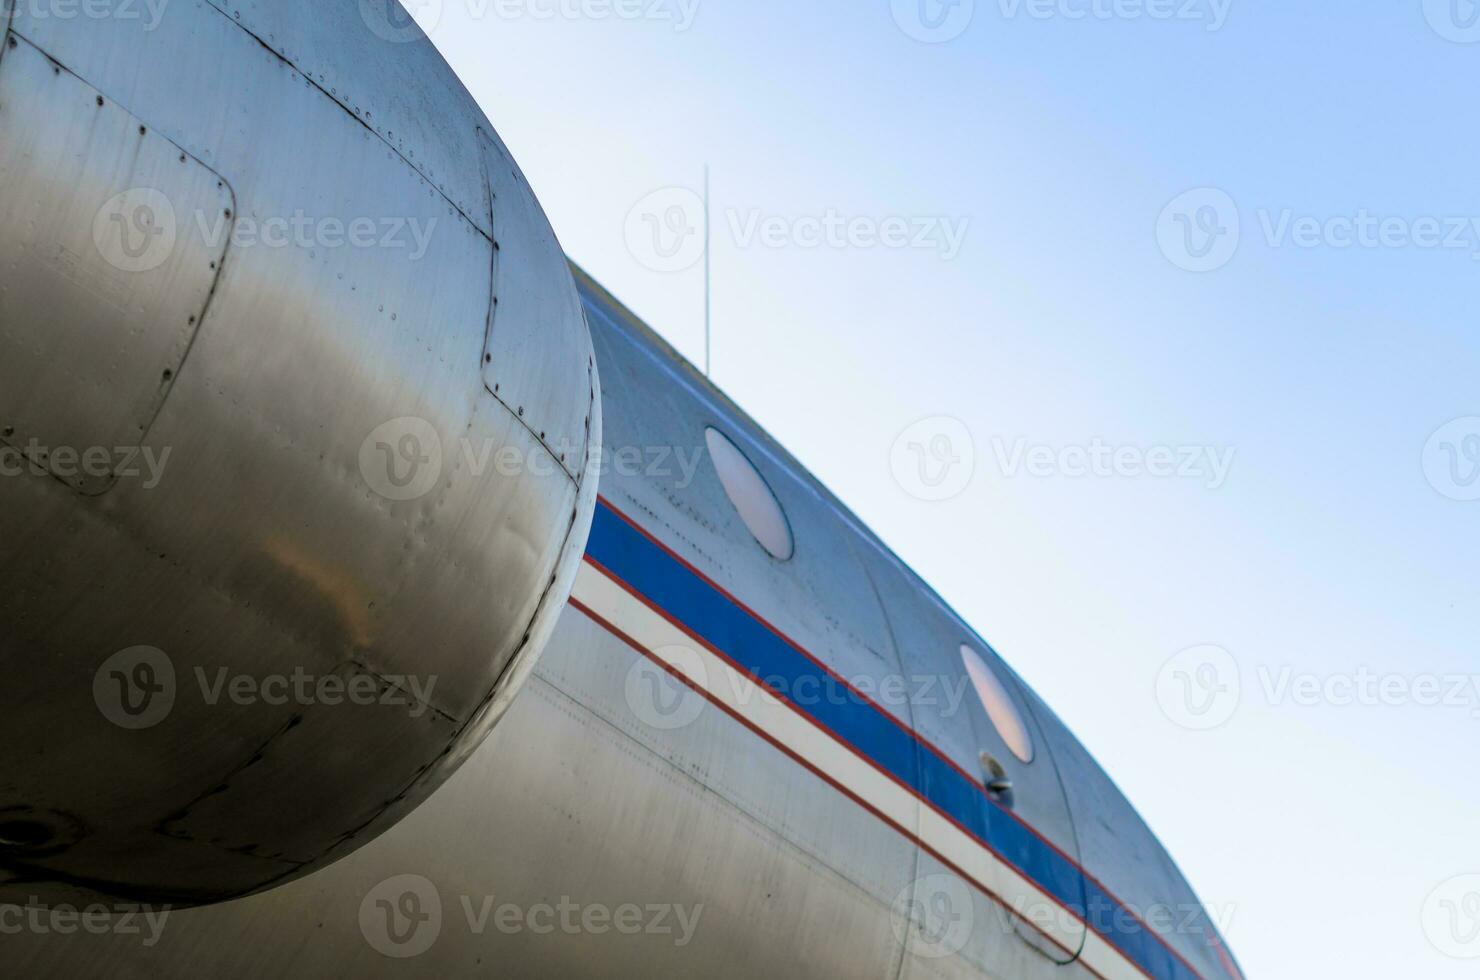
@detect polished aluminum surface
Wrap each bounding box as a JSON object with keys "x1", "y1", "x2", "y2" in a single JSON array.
[
  {"x1": 0, "y1": 4, "x2": 1241, "y2": 979},
  {"x1": 3, "y1": 270, "x2": 1237, "y2": 978},
  {"x1": 0, "y1": 0, "x2": 600, "y2": 906}
]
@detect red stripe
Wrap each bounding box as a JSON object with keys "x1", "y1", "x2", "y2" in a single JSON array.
[
  {"x1": 567, "y1": 594, "x2": 1111, "y2": 978},
  {"x1": 593, "y1": 495, "x2": 1219, "y2": 980},
  {"x1": 582, "y1": 552, "x2": 1113, "y2": 954}
]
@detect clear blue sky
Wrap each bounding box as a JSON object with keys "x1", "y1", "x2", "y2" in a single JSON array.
[{"x1": 413, "y1": 3, "x2": 1479, "y2": 976}]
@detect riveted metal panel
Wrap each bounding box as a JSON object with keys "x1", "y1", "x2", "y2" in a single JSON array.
[
  {"x1": 0, "y1": 0, "x2": 599, "y2": 905},
  {"x1": 0, "y1": 35, "x2": 231, "y2": 495},
  {"x1": 200, "y1": 0, "x2": 490, "y2": 237},
  {"x1": 575, "y1": 279, "x2": 919, "y2": 977},
  {"x1": 1035, "y1": 701, "x2": 1234, "y2": 980},
  {"x1": 481, "y1": 129, "x2": 596, "y2": 482},
  {"x1": 156, "y1": 661, "x2": 461, "y2": 866},
  {"x1": 581, "y1": 282, "x2": 910, "y2": 723},
  {"x1": 864, "y1": 553, "x2": 1089, "y2": 967}
]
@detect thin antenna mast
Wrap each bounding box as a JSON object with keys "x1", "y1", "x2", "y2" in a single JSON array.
[{"x1": 703, "y1": 164, "x2": 712, "y2": 378}]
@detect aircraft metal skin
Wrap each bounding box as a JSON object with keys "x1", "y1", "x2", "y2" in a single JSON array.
[{"x1": 0, "y1": 3, "x2": 1244, "y2": 979}]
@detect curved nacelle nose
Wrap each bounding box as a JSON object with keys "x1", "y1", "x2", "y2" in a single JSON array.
[{"x1": 0, "y1": 3, "x2": 599, "y2": 906}]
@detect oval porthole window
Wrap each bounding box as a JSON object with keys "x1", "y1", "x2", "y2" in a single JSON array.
[
  {"x1": 704, "y1": 427, "x2": 794, "y2": 561},
  {"x1": 960, "y1": 645, "x2": 1034, "y2": 764}
]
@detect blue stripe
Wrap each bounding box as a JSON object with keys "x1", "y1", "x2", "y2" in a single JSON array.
[{"x1": 586, "y1": 500, "x2": 1208, "y2": 980}]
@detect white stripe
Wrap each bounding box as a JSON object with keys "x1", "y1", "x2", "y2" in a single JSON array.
[
  {"x1": 1081, "y1": 931, "x2": 1154, "y2": 980},
  {"x1": 573, "y1": 560, "x2": 1153, "y2": 980}
]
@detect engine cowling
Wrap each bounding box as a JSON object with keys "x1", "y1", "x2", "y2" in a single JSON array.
[{"x1": 0, "y1": 1, "x2": 599, "y2": 906}]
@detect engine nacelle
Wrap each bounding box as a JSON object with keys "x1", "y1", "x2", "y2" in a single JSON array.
[{"x1": 0, "y1": 1, "x2": 599, "y2": 906}]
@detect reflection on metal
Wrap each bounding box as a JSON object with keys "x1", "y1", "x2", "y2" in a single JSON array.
[
  {"x1": 260, "y1": 535, "x2": 377, "y2": 651},
  {"x1": 0, "y1": 0, "x2": 599, "y2": 907},
  {"x1": 0, "y1": 4, "x2": 1241, "y2": 980},
  {"x1": 479, "y1": 127, "x2": 596, "y2": 479},
  {"x1": 0, "y1": 36, "x2": 231, "y2": 495}
]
